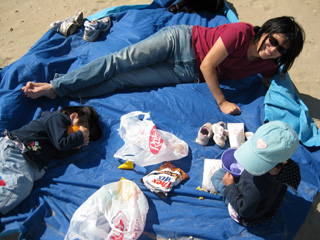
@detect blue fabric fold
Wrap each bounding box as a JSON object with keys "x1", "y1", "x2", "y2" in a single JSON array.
[{"x1": 264, "y1": 72, "x2": 320, "y2": 147}]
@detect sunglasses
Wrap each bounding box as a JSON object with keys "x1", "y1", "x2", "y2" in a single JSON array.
[{"x1": 268, "y1": 34, "x2": 288, "y2": 55}]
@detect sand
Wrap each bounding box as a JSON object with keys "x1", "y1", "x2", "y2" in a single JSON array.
[{"x1": 0, "y1": 0, "x2": 319, "y2": 239}]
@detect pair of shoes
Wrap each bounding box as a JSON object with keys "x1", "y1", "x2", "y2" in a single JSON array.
[
  {"x1": 50, "y1": 12, "x2": 84, "y2": 37},
  {"x1": 212, "y1": 121, "x2": 228, "y2": 148},
  {"x1": 83, "y1": 17, "x2": 112, "y2": 42},
  {"x1": 195, "y1": 122, "x2": 213, "y2": 146},
  {"x1": 196, "y1": 121, "x2": 228, "y2": 147},
  {"x1": 50, "y1": 13, "x2": 112, "y2": 41}
]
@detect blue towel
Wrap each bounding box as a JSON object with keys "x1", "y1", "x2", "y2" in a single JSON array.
[{"x1": 264, "y1": 72, "x2": 320, "y2": 147}]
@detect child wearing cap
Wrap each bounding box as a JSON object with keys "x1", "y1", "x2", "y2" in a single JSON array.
[{"x1": 211, "y1": 121, "x2": 301, "y2": 226}]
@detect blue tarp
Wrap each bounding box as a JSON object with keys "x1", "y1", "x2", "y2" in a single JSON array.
[{"x1": 0, "y1": 0, "x2": 319, "y2": 239}]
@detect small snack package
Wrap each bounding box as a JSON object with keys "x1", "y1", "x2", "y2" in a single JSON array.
[
  {"x1": 202, "y1": 159, "x2": 222, "y2": 193},
  {"x1": 140, "y1": 161, "x2": 189, "y2": 199},
  {"x1": 227, "y1": 123, "x2": 245, "y2": 148}
]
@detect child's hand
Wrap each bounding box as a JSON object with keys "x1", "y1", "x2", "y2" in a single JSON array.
[
  {"x1": 80, "y1": 126, "x2": 90, "y2": 146},
  {"x1": 222, "y1": 172, "x2": 234, "y2": 186}
]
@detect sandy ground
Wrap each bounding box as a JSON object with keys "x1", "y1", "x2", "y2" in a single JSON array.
[{"x1": 0, "y1": 0, "x2": 319, "y2": 239}]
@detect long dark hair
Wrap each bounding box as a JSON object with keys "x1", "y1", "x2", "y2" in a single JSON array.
[
  {"x1": 253, "y1": 16, "x2": 305, "y2": 78},
  {"x1": 59, "y1": 106, "x2": 102, "y2": 141}
]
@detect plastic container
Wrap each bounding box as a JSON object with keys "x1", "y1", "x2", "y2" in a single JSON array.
[{"x1": 221, "y1": 148, "x2": 244, "y2": 177}]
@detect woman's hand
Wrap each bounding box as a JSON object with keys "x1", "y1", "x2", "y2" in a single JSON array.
[
  {"x1": 223, "y1": 172, "x2": 234, "y2": 186},
  {"x1": 219, "y1": 101, "x2": 241, "y2": 115},
  {"x1": 80, "y1": 126, "x2": 90, "y2": 146}
]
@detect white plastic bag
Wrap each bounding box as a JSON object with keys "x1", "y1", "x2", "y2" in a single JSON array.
[
  {"x1": 114, "y1": 111, "x2": 189, "y2": 166},
  {"x1": 65, "y1": 180, "x2": 149, "y2": 240}
]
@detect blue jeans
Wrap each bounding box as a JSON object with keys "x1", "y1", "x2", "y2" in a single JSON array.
[
  {"x1": 0, "y1": 138, "x2": 45, "y2": 215},
  {"x1": 211, "y1": 168, "x2": 229, "y2": 205},
  {"x1": 51, "y1": 25, "x2": 199, "y2": 98}
]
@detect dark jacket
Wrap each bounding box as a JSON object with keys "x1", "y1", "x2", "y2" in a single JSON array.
[
  {"x1": 224, "y1": 170, "x2": 287, "y2": 225},
  {"x1": 11, "y1": 112, "x2": 83, "y2": 170}
]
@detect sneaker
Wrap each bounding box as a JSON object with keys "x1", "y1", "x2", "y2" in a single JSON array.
[
  {"x1": 196, "y1": 123, "x2": 213, "y2": 146},
  {"x1": 83, "y1": 17, "x2": 112, "y2": 42},
  {"x1": 50, "y1": 12, "x2": 84, "y2": 37},
  {"x1": 212, "y1": 121, "x2": 228, "y2": 148}
]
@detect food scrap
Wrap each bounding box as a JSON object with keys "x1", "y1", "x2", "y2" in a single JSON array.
[
  {"x1": 197, "y1": 186, "x2": 205, "y2": 191},
  {"x1": 197, "y1": 185, "x2": 217, "y2": 195}
]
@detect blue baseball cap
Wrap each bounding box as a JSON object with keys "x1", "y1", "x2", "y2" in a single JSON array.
[{"x1": 234, "y1": 121, "x2": 299, "y2": 176}]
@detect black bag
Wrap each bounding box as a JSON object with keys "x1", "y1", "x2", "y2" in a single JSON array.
[{"x1": 168, "y1": 0, "x2": 225, "y2": 14}]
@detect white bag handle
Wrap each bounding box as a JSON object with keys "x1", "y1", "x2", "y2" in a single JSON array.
[{"x1": 118, "y1": 111, "x2": 150, "y2": 132}]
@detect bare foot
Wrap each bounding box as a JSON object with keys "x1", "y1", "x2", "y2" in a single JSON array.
[{"x1": 22, "y1": 82, "x2": 58, "y2": 99}]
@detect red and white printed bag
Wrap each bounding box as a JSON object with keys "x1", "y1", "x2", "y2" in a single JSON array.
[
  {"x1": 114, "y1": 111, "x2": 188, "y2": 166},
  {"x1": 65, "y1": 180, "x2": 149, "y2": 240}
]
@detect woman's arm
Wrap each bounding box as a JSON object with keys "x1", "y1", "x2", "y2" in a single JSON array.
[{"x1": 200, "y1": 37, "x2": 241, "y2": 115}]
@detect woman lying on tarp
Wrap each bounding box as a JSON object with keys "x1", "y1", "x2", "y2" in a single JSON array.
[{"x1": 23, "y1": 16, "x2": 304, "y2": 116}]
